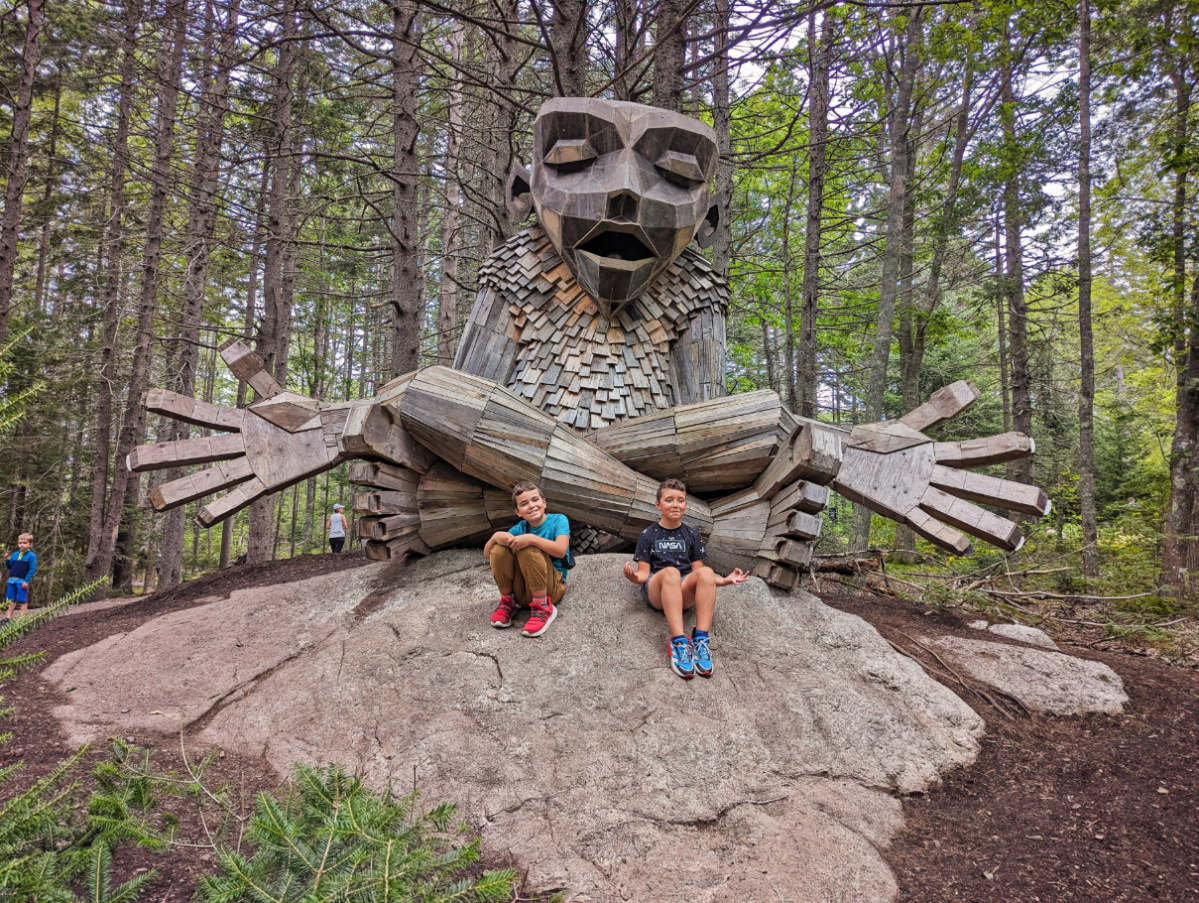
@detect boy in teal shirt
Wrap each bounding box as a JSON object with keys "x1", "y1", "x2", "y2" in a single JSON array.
[{"x1": 483, "y1": 482, "x2": 570, "y2": 637}]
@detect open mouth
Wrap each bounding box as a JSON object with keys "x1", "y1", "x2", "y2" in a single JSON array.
[{"x1": 577, "y1": 231, "x2": 656, "y2": 263}]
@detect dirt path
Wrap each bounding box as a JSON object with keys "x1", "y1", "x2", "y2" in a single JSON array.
[{"x1": 2, "y1": 556, "x2": 1197, "y2": 901}]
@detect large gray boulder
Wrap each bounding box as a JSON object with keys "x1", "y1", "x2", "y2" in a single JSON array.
[
  {"x1": 47, "y1": 551, "x2": 983, "y2": 902},
  {"x1": 924, "y1": 635, "x2": 1128, "y2": 715}
]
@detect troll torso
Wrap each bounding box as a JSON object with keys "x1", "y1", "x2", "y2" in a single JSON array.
[{"x1": 454, "y1": 226, "x2": 729, "y2": 432}]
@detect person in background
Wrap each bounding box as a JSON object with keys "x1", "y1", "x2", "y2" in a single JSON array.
[
  {"x1": 328, "y1": 503, "x2": 348, "y2": 553},
  {"x1": 1, "y1": 533, "x2": 37, "y2": 625}
]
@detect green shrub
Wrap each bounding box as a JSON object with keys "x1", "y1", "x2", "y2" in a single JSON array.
[{"x1": 195, "y1": 762, "x2": 517, "y2": 903}]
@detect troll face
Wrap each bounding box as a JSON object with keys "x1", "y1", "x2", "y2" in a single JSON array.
[{"x1": 507, "y1": 98, "x2": 721, "y2": 318}]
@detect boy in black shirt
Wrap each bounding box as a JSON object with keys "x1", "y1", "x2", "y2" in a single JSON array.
[{"x1": 623, "y1": 479, "x2": 747, "y2": 679}]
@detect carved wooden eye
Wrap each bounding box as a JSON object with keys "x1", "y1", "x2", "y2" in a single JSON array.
[
  {"x1": 544, "y1": 139, "x2": 597, "y2": 167},
  {"x1": 654, "y1": 150, "x2": 706, "y2": 186}
]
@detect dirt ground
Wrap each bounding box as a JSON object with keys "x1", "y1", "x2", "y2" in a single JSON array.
[{"x1": 2, "y1": 553, "x2": 1197, "y2": 901}]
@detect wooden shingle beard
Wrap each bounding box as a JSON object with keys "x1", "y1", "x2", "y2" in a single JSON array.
[{"x1": 128, "y1": 99, "x2": 1050, "y2": 589}]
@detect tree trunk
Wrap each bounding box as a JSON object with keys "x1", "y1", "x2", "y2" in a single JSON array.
[
  {"x1": 1162, "y1": 46, "x2": 1196, "y2": 589},
  {"x1": 797, "y1": 9, "x2": 833, "y2": 420},
  {"x1": 0, "y1": 0, "x2": 45, "y2": 346},
  {"x1": 1001, "y1": 37, "x2": 1033, "y2": 489},
  {"x1": 710, "y1": 0, "x2": 732, "y2": 279},
  {"x1": 548, "y1": 0, "x2": 588, "y2": 96},
  {"x1": 651, "y1": 0, "x2": 687, "y2": 112},
  {"x1": 88, "y1": 0, "x2": 187, "y2": 586},
  {"x1": 438, "y1": 23, "x2": 465, "y2": 366},
  {"x1": 390, "y1": 0, "x2": 423, "y2": 377},
  {"x1": 852, "y1": 8, "x2": 922, "y2": 553},
  {"x1": 248, "y1": 0, "x2": 299, "y2": 565},
  {"x1": 84, "y1": 0, "x2": 140, "y2": 587},
  {"x1": 1077, "y1": 0, "x2": 1099, "y2": 579},
  {"x1": 33, "y1": 79, "x2": 61, "y2": 313},
  {"x1": 161, "y1": 0, "x2": 241, "y2": 588}
]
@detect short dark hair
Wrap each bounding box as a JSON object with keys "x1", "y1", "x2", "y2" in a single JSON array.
[
  {"x1": 511, "y1": 481, "x2": 542, "y2": 506},
  {"x1": 656, "y1": 478, "x2": 687, "y2": 501}
]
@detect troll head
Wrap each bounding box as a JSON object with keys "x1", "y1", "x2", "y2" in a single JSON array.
[{"x1": 507, "y1": 98, "x2": 721, "y2": 318}]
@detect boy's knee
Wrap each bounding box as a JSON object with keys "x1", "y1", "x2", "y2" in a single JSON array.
[
  {"x1": 658, "y1": 566, "x2": 682, "y2": 585},
  {"x1": 694, "y1": 566, "x2": 716, "y2": 585}
]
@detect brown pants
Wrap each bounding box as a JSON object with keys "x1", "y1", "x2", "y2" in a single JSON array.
[{"x1": 489, "y1": 545, "x2": 565, "y2": 606}]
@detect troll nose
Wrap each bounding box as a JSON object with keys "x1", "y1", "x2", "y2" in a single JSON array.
[{"x1": 607, "y1": 190, "x2": 639, "y2": 222}]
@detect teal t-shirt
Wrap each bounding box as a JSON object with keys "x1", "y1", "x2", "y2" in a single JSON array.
[{"x1": 510, "y1": 513, "x2": 571, "y2": 582}]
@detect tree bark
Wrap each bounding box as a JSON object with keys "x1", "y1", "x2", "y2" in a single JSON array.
[
  {"x1": 1077, "y1": 0, "x2": 1099, "y2": 579},
  {"x1": 160, "y1": 0, "x2": 241, "y2": 588},
  {"x1": 710, "y1": 0, "x2": 732, "y2": 279},
  {"x1": 1001, "y1": 34, "x2": 1033, "y2": 489},
  {"x1": 247, "y1": 0, "x2": 299, "y2": 565},
  {"x1": 0, "y1": 0, "x2": 45, "y2": 346},
  {"x1": 390, "y1": 0, "x2": 423, "y2": 377},
  {"x1": 439, "y1": 22, "x2": 465, "y2": 366},
  {"x1": 651, "y1": 0, "x2": 687, "y2": 112},
  {"x1": 797, "y1": 9, "x2": 833, "y2": 420},
  {"x1": 852, "y1": 8, "x2": 922, "y2": 553},
  {"x1": 84, "y1": 0, "x2": 141, "y2": 587},
  {"x1": 548, "y1": 0, "x2": 588, "y2": 96},
  {"x1": 87, "y1": 0, "x2": 187, "y2": 586}
]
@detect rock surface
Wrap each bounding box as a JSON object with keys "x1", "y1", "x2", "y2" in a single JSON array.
[
  {"x1": 986, "y1": 623, "x2": 1057, "y2": 649},
  {"x1": 47, "y1": 551, "x2": 986, "y2": 902},
  {"x1": 924, "y1": 635, "x2": 1128, "y2": 715}
]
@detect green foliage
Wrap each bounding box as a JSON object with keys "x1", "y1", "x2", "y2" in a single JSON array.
[{"x1": 195, "y1": 762, "x2": 517, "y2": 903}]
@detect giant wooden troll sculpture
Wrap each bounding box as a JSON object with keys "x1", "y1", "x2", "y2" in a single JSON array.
[{"x1": 129, "y1": 98, "x2": 1050, "y2": 589}]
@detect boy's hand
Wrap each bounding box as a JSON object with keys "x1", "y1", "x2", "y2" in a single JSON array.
[
  {"x1": 622, "y1": 561, "x2": 646, "y2": 585},
  {"x1": 720, "y1": 568, "x2": 748, "y2": 586},
  {"x1": 507, "y1": 533, "x2": 535, "y2": 551}
]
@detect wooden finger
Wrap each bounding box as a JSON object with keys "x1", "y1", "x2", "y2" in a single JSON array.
[
  {"x1": 150, "y1": 458, "x2": 254, "y2": 511},
  {"x1": 773, "y1": 538, "x2": 814, "y2": 568},
  {"x1": 904, "y1": 507, "x2": 972, "y2": 555},
  {"x1": 933, "y1": 432, "x2": 1034, "y2": 467},
  {"x1": 917, "y1": 487, "x2": 1023, "y2": 552},
  {"x1": 364, "y1": 533, "x2": 431, "y2": 562},
  {"x1": 353, "y1": 489, "x2": 417, "y2": 516},
  {"x1": 128, "y1": 433, "x2": 245, "y2": 472},
  {"x1": 754, "y1": 423, "x2": 842, "y2": 497},
  {"x1": 347, "y1": 460, "x2": 420, "y2": 493},
  {"x1": 144, "y1": 389, "x2": 245, "y2": 432},
  {"x1": 219, "y1": 338, "x2": 283, "y2": 399},
  {"x1": 928, "y1": 465, "x2": 1051, "y2": 516},
  {"x1": 900, "y1": 380, "x2": 979, "y2": 432},
  {"x1": 196, "y1": 476, "x2": 268, "y2": 526},
  {"x1": 750, "y1": 558, "x2": 798, "y2": 590}
]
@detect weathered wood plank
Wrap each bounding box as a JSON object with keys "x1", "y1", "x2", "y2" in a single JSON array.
[
  {"x1": 900, "y1": 380, "x2": 979, "y2": 432},
  {"x1": 143, "y1": 389, "x2": 244, "y2": 432},
  {"x1": 933, "y1": 432, "x2": 1034, "y2": 467},
  {"x1": 128, "y1": 433, "x2": 244, "y2": 472},
  {"x1": 928, "y1": 464, "x2": 1051, "y2": 516},
  {"x1": 917, "y1": 487, "x2": 1022, "y2": 551},
  {"x1": 150, "y1": 458, "x2": 254, "y2": 510},
  {"x1": 197, "y1": 476, "x2": 267, "y2": 526}
]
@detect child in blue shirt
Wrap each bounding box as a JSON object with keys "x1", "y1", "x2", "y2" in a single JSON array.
[
  {"x1": 483, "y1": 482, "x2": 570, "y2": 637},
  {"x1": 2, "y1": 533, "x2": 37, "y2": 624}
]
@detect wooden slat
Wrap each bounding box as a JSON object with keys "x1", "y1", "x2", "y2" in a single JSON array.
[
  {"x1": 143, "y1": 389, "x2": 244, "y2": 432},
  {"x1": 754, "y1": 423, "x2": 843, "y2": 497},
  {"x1": 928, "y1": 464, "x2": 1050, "y2": 515},
  {"x1": 219, "y1": 338, "x2": 284, "y2": 398},
  {"x1": 400, "y1": 367, "x2": 492, "y2": 469},
  {"x1": 769, "y1": 480, "x2": 829, "y2": 516},
  {"x1": 774, "y1": 539, "x2": 813, "y2": 568},
  {"x1": 347, "y1": 461, "x2": 420, "y2": 494},
  {"x1": 461, "y1": 388, "x2": 554, "y2": 487},
  {"x1": 150, "y1": 458, "x2": 254, "y2": 510},
  {"x1": 933, "y1": 432, "x2": 1034, "y2": 467},
  {"x1": 783, "y1": 511, "x2": 822, "y2": 540},
  {"x1": 904, "y1": 507, "x2": 971, "y2": 555},
  {"x1": 341, "y1": 405, "x2": 434, "y2": 474},
  {"x1": 900, "y1": 380, "x2": 979, "y2": 432},
  {"x1": 365, "y1": 533, "x2": 431, "y2": 562},
  {"x1": 128, "y1": 433, "x2": 244, "y2": 472},
  {"x1": 197, "y1": 476, "x2": 267, "y2": 526},
  {"x1": 751, "y1": 559, "x2": 797, "y2": 590},
  {"x1": 917, "y1": 487, "x2": 1022, "y2": 552}
]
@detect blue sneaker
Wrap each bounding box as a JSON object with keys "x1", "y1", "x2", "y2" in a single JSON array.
[
  {"x1": 669, "y1": 636, "x2": 694, "y2": 679},
  {"x1": 691, "y1": 632, "x2": 713, "y2": 678}
]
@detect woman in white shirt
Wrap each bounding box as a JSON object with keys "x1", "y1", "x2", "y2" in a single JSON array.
[{"x1": 328, "y1": 503, "x2": 348, "y2": 553}]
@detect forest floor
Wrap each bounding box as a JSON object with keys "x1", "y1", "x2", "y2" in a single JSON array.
[{"x1": 2, "y1": 552, "x2": 1197, "y2": 902}]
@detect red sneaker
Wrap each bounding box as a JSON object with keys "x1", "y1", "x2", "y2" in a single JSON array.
[
  {"x1": 521, "y1": 596, "x2": 557, "y2": 637},
  {"x1": 490, "y1": 595, "x2": 518, "y2": 628}
]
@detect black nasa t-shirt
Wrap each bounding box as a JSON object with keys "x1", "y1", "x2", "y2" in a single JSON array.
[{"x1": 634, "y1": 522, "x2": 707, "y2": 579}]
